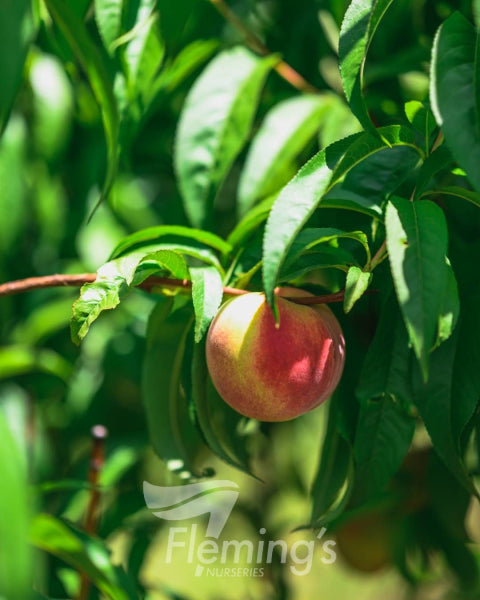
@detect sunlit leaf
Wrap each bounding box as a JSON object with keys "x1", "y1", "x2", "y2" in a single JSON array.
[
  {"x1": 343, "y1": 266, "x2": 372, "y2": 313},
  {"x1": 190, "y1": 266, "x2": 224, "y2": 343},
  {"x1": 238, "y1": 94, "x2": 332, "y2": 215},
  {"x1": 175, "y1": 47, "x2": 277, "y2": 228},
  {"x1": 385, "y1": 197, "x2": 448, "y2": 379},
  {"x1": 430, "y1": 12, "x2": 480, "y2": 193},
  {"x1": 339, "y1": 0, "x2": 395, "y2": 131}
]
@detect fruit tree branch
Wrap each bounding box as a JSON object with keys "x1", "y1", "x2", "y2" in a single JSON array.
[
  {"x1": 207, "y1": 0, "x2": 321, "y2": 94},
  {"x1": 0, "y1": 273, "x2": 370, "y2": 305}
]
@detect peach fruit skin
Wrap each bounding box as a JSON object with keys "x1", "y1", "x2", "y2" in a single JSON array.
[{"x1": 205, "y1": 288, "x2": 346, "y2": 422}]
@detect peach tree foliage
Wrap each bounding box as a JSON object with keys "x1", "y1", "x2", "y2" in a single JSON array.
[
  {"x1": 2, "y1": 0, "x2": 480, "y2": 596},
  {"x1": 71, "y1": 0, "x2": 480, "y2": 583}
]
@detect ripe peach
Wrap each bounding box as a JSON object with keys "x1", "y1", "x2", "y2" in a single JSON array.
[{"x1": 205, "y1": 287, "x2": 345, "y2": 421}]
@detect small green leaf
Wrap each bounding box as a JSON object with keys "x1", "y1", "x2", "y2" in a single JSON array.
[
  {"x1": 70, "y1": 253, "x2": 145, "y2": 344},
  {"x1": 310, "y1": 405, "x2": 353, "y2": 527},
  {"x1": 430, "y1": 12, "x2": 480, "y2": 194},
  {"x1": 44, "y1": 0, "x2": 119, "y2": 206},
  {"x1": 353, "y1": 396, "x2": 415, "y2": 500},
  {"x1": 343, "y1": 266, "x2": 372, "y2": 313},
  {"x1": 414, "y1": 145, "x2": 453, "y2": 199},
  {"x1": 356, "y1": 291, "x2": 412, "y2": 404},
  {"x1": 404, "y1": 100, "x2": 437, "y2": 152},
  {"x1": 94, "y1": 0, "x2": 123, "y2": 53},
  {"x1": 227, "y1": 195, "x2": 276, "y2": 250},
  {"x1": 412, "y1": 333, "x2": 477, "y2": 496},
  {"x1": 149, "y1": 39, "x2": 218, "y2": 95},
  {"x1": 339, "y1": 0, "x2": 395, "y2": 131},
  {"x1": 142, "y1": 299, "x2": 206, "y2": 476},
  {"x1": 451, "y1": 288, "x2": 480, "y2": 446},
  {"x1": 0, "y1": 0, "x2": 33, "y2": 135},
  {"x1": 238, "y1": 94, "x2": 332, "y2": 215},
  {"x1": 175, "y1": 47, "x2": 277, "y2": 228},
  {"x1": 286, "y1": 227, "x2": 370, "y2": 265},
  {"x1": 424, "y1": 185, "x2": 480, "y2": 209},
  {"x1": 190, "y1": 266, "x2": 224, "y2": 343},
  {"x1": 110, "y1": 225, "x2": 231, "y2": 259},
  {"x1": 188, "y1": 340, "x2": 254, "y2": 475},
  {"x1": 385, "y1": 197, "x2": 448, "y2": 379},
  {"x1": 122, "y1": 2, "x2": 165, "y2": 100},
  {"x1": 0, "y1": 410, "x2": 32, "y2": 600},
  {"x1": 133, "y1": 249, "x2": 189, "y2": 283},
  {"x1": 279, "y1": 247, "x2": 357, "y2": 281},
  {"x1": 31, "y1": 514, "x2": 139, "y2": 600}
]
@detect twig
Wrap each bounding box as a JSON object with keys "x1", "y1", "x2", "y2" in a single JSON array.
[
  {"x1": 0, "y1": 272, "x2": 378, "y2": 305},
  {"x1": 77, "y1": 425, "x2": 108, "y2": 600},
  {"x1": 0, "y1": 274, "x2": 247, "y2": 298},
  {"x1": 208, "y1": 0, "x2": 320, "y2": 94}
]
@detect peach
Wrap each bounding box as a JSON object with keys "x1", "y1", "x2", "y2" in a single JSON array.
[{"x1": 205, "y1": 287, "x2": 345, "y2": 421}]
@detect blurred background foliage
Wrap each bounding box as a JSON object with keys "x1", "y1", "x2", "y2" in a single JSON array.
[{"x1": 1, "y1": 0, "x2": 480, "y2": 599}]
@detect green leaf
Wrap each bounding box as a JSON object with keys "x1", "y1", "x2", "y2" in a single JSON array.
[
  {"x1": 0, "y1": 0, "x2": 33, "y2": 135},
  {"x1": 238, "y1": 94, "x2": 332, "y2": 215},
  {"x1": 149, "y1": 39, "x2": 219, "y2": 95},
  {"x1": 411, "y1": 333, "x2": 477, "y2": 496},
  {"x1": 0, "y1": 345, "x2": 73, "y2": 382},
  {"x1": 94, "y1": 0, "x2": 123, "y2": 54},
  {"x1": 424, "y1": 185, "x2": 480, "y2": 209},
  {"x1": 227, "y1": 195, "x2": 276, "y2": 250},
  {"x1": 70, "y1": 253, "x2": 145, "y2": 344},
  {"x1": 156, "y1": 0, "x2": 196, "y2": 51},
  {"x1": 44, "y1": 0, "x2": 119, "y2": 206},
  {"x1": 356, "y1": 291, "x2": 413, "y2": 404},
  {"x1": 262, "y1": 126, "x2": 422, "y2": 308},
  {"x1": 110, "y1": 225, "x2": 231, "y2": 259},
  {"x1": 174, "y1": 47, "x2": 277, "y2": 228},
  {"x1": 339, "y1": 0, "x2": 395, "y2": 131},
  {"x1": 414, "y1": 145, "x2": 453, "y2": 199},
  {"x1": 451, "y1": 289, "x2": 480, "y2": 446},
  {"x1": 31, "y1": 514, "x2": 139, "y2": 600},
  {"x1": 404, "y1": 100, "x2": 437, "y2": 153},
  {"x1": 279, "y1": 247, "x2": 357, "y2": 281},
  {"x1": 0, "y1": 410, "x2": 32, "y2": 600},
  {"x1": 385, "y1": 197, "x2": 448, "y2": 379},
  {"x1": 286, "y1": 227, "x2": 370, "y2": 266},
  {"x1": 133, "y1": 249, "x2": 189, "y2": 283},
  {"x1": 323, "y1": 144, "x2": 420, "y2": 217},
  {"x1": 142, "y1": 298, "x2": 206, "y2": 476},
  {"x1": 343, "y1": 266, "x2": 372, "y2": 313},
  {"x1": 310, "y1": 405, "x2": 353, "y2": 527},
  {"x1": 122, "y1": 2, "x2": 165, "y2": 100},
  {"x1": 188, "y1": 340, "x2": 254, "y2": 475},
  {"x1": 190, "y1": 266, "x2": 224, "y2": 343},
  {"x1": 354, "y1": 396, "x2": 415, "y2": 500},
  {"x1": 430, "y1": 12, "x2": 480, "y2": 194}
]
